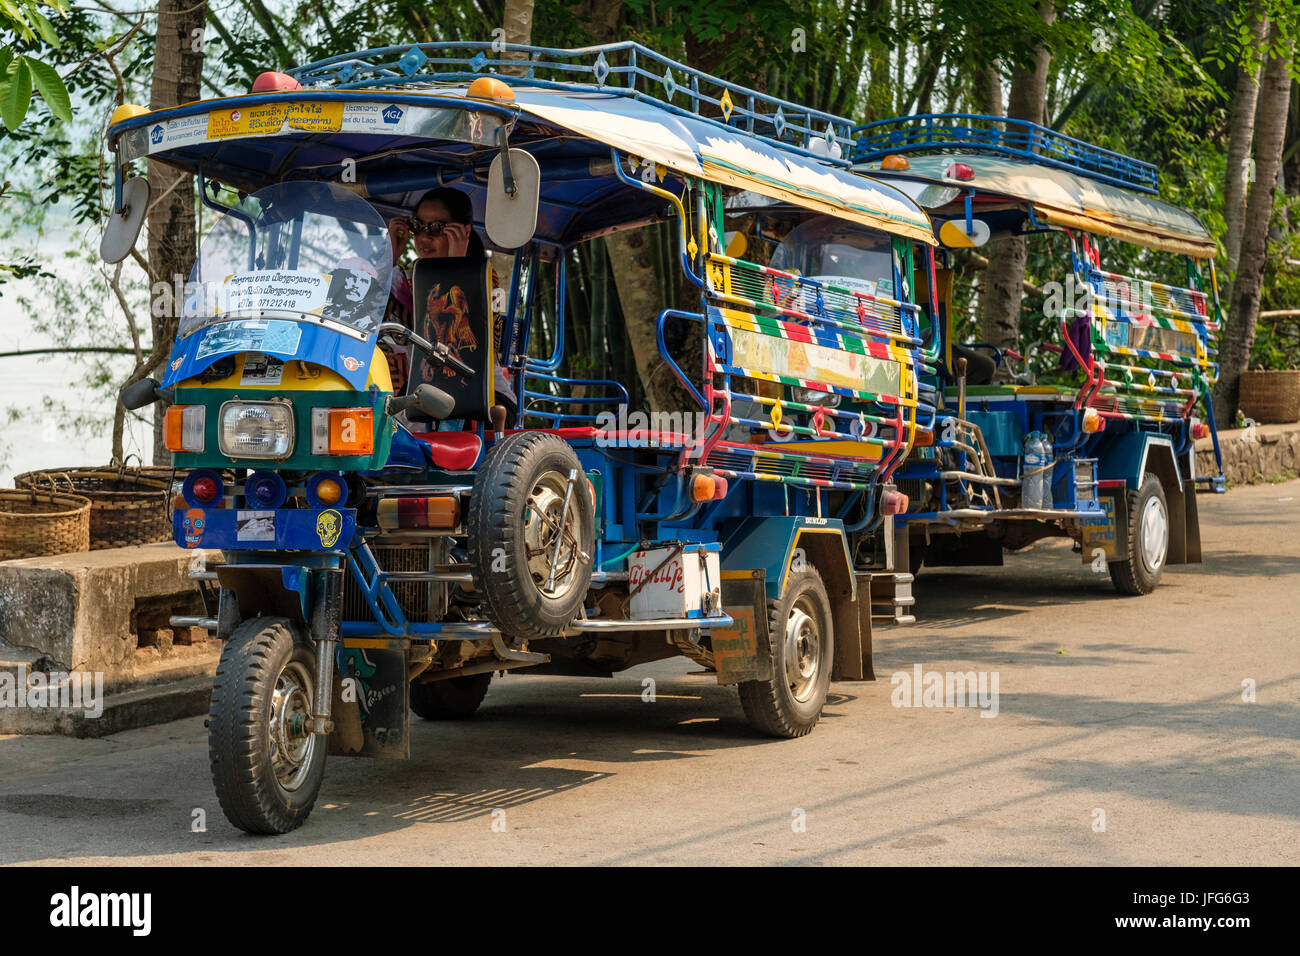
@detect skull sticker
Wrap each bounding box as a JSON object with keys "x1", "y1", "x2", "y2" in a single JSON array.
[
  {"x1": 316, "y1": 509, "x2": 342, "y2": 548},
  {"x1": 182, "y1": 508, "x2": 206, "y2": 548}
]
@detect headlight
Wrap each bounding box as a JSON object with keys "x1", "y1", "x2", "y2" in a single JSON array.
[
  {"x1": 218, "y1": 401, "x2": 294, "y2": 459},
  {"x1": 791, "y1": 386, "x2": 841, "y2": 408}
]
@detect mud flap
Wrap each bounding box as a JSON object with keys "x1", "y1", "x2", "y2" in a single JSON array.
[
  {"x1": 1081, "y1": 487, "x2": 1128, "y2": 565},
  {"x1": 711, "y1": 570, "x2": 773, "y2": 685},
  {"x1": 328, "y1": 640, "x2": 410, "y2": 759},
  {"x1": 1183, "y1": 483, "x2": 1203, "y2": 563},
  {"x1": 835, "y1": 575, "x2": 874, "y2": 681}
]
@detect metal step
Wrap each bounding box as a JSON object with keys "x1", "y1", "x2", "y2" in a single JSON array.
[{"x1": 869, "y1": 572, "x2": 915, "y2": 625}]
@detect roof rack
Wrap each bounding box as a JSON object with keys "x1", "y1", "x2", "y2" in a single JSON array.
[
  {"x1": 852, "y1": 113, "x2": 1158, "y2": 194},
  {"x1": 287, "y1": 41, "x2": 857, "y2": 166}
]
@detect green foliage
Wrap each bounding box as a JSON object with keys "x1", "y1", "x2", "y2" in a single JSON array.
[{"x1": 0, "y1": 0, "x2": 71, "y2": 129}]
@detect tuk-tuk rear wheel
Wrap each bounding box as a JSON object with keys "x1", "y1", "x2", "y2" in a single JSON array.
[
  {"x1": 1109, "y1": 472, "x2": 1169, "y2": 596},
  {"x1": 208, "y1": 617, "x2": 327, "y2": 835}
]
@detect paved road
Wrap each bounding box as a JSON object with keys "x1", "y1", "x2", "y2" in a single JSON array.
[{"x1": 2, "y1": 480, "x2": 1297, "y2": 865}]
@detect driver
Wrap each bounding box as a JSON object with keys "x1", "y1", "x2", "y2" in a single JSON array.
[{"x1": 383, "y1": 188, "x2": 514, "y2": 421}]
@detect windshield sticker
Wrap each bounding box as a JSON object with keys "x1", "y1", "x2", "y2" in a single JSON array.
[
  {"x1": 208, "y1": 269, "x2": 330, "y2": 316},
  {"x1": 196, "y1": 320, "x2": 303, "y2": 360},
  {"x1": 240, "y1": 353, "x2": 284, "y2": 385},
  {"x1": 236, "y1": 511, "x2": 276, "y2": 542}
]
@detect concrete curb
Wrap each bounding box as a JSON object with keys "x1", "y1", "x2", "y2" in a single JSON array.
[{"x1": 0, "y1": 672, "x2": 214, "y2": 738}]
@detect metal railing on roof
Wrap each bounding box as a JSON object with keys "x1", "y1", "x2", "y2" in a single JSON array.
[
  {"x1": 853, "y1": 113, "x2": 1159, "y2": 194},
  {"x1": 287, "y1": 41, "x2": 857, "y2": 166}
]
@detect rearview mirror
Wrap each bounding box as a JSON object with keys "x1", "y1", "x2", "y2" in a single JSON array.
[
  {"x1": 485, "y1": 147, "x2": 540, "y2": 249},
  {"x1": 100, "y1": 178, "x2": 150, "y2": 264}
]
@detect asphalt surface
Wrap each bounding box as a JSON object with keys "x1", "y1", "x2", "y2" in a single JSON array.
[{"x1": 1, "y1": 479, "x2": 1297, "y2": 865}]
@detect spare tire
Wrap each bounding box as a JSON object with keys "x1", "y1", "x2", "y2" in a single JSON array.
[{"x1": 467, "y1": 432, "x2": 594, "y2": 643}]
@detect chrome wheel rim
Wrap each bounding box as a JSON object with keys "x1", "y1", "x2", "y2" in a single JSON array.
[
  {"x1": 269, "y1": 659, "x2": 316, "y2": 792},
  {"x1": 1140, "y1": 495, "x2": 1168, "y2": 573},
  {"x1": 785, "y1": 598, "x2": 822, "y2": 703},
  {"x1": 523, "y1": 471, "x2": 586, "y2": 600}
]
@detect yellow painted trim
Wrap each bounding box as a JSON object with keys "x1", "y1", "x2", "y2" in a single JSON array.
[
  {"x1": 1034, "y1": 206, "x2": 1215, "y2": 258},
  {"x1": 780, "y1": 527, "x2": 850, "y2": 597},
  {"x1": 175, "y1": 345, "x2": 393, "y2": 392}
]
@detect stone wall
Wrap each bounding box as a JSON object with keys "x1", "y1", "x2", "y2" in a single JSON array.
[{"x1": 1196, "y1": 422, "x2": 1300, "y2": 486}]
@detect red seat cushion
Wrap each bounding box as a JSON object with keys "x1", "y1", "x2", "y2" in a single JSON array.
[{"x1": 411, "y1": 431, "x2": 483, "y2": 470}]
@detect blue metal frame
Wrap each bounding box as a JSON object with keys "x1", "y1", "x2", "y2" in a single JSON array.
[
  {"x1": 853, "y1": 113, "x2": 1159, "y2": 194},
  {"x1": 287, "y1": 41, "x2": 858, "y2": 167}
]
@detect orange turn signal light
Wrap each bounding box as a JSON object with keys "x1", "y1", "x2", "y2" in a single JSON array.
[
  {"x1": 690, "y1": 472, "x2": 716, "y2": 502},
  {"x1": 163, "y1": 404, "x2": 205, "y2": 453},
  {"x1": 913, "y1": 428, "x2": 935, "y2": 447},
  {"x1": 328, "y1": 408, "x2": 373, "y2": 455},
  {"x1": 1082, "y1": 408, "x2": 1105, "y2": 433}
]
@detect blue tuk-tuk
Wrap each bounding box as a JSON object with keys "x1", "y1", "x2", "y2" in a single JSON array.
[
  {"x1": 852, "y1": 113, "x2": 1225, "y2": 597},
  {"x1": 104, "y1": 43, "x2": 937, "y2": 833}
]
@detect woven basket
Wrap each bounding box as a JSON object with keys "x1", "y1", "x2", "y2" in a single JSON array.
[
  {"x1": 15, "y1": 467, "x2": 172, "y2": 550},
  {"x1": 0, "y1": 488, "x2": 92, "y2": 561},
  {"x1": 1239, "y1": 370, "x2": 1300, "y2": 424}
]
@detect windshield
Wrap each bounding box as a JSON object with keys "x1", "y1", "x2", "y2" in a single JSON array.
[
  {"x1": 181, "y1": 181, "x2": 392, "y2": 338},
  {"x1": 771, "y1": 215, "x2": 896, "y2": 299}
]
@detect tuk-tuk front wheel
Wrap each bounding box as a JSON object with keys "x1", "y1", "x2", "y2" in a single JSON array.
[
  {"x1": 208, "y1": 617, "x2": 327, "y2": 835},
  {"x1": 738, "y1": 567, "x2": 834, "y2": 738},
  {"x1": 1109, "y1": 473, "x2": 1168, "y2": 596},
  {"x1": 468, "y1": 432, "x2": 595, "y2": 644}
]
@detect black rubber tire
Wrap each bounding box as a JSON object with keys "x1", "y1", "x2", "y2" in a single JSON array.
[
  {"x1": 208, "y1": 617, "x2": 327, "y2": 835},
  {"x1": 737, "y1": 567, "x2": 834, "y2": 738},
  {"x1": 1109, "y1": 472, "x2": 1169, "y2": 596},
  {"x1": 410, "y1": 672, "x2": 492, "y2": 719},
  {"x1": 467, "y1": 432, "x2": 595, "y2": 643}
]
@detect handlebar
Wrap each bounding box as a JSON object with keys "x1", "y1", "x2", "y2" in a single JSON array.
[{"x1": 377, "y1": 322, "x2": 475, "y2": 377}]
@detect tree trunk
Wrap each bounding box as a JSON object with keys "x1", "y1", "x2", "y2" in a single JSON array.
[
  {"x1": 976, "y1": 62, "x2": 1004, "y2": 116},
  {"x1": 146, "y1": 0, "x2": 207, "y2": 465},
  {"x1": 1223, "y1": 5, "x2": 1269, "y2": 301},
  {"x1": 979, "y1": 1, "x2": 1055, "y2": 353},
  {"x1": 500, "y1": 0, "x2": 534, "y2": 76},
  {"x1": 1215, "y1": 31, "x2": 1295, "y2": 426},
  {"x1": 604, "y1": 226, "x2": 680, "y2": 412}
]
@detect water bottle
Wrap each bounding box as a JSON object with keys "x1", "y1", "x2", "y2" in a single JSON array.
[
  {"x1": 1039, "y1": 433, "x2": 1054, "y2": 509},
  {"x1": 1022, "y1": 432, "x2": 1045, "y2": 510}
]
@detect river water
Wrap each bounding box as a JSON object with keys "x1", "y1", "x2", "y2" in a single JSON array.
[{"x1": 0, "y1": 258, "x2": 152, "y2": 486}]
